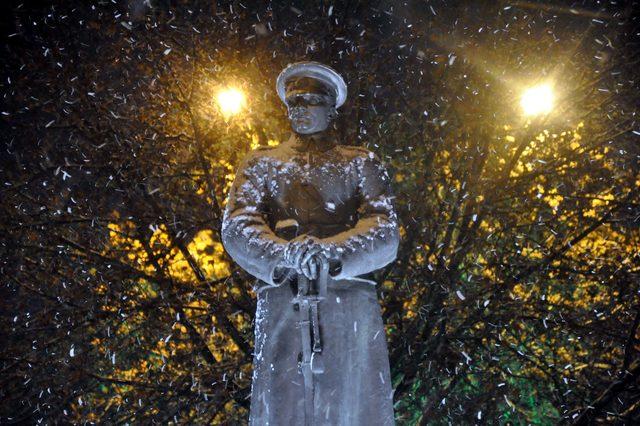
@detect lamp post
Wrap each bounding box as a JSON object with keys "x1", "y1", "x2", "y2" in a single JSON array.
[
  {"x1": 499, "y1": 82, "x2": 557, "y2": 182},
  {"x1": 216, "y1": 87, "x2": 245, "y2": 119},
  {"x1": 520, "y1": 83, "x2": 555, "y2": 117}
]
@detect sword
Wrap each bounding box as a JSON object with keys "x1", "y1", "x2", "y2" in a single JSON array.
[
  {"x1": 293, "y1": 256, "x2": 329, "y2": 426},
  {"x1": 275, "y1": 219, "x2": 329, "y2": 425}
]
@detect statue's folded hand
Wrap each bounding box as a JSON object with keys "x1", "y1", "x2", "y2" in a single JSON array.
[
  {"x1": 300, "y1": 252, "x2": 331, "y2": 280},
  {"x1": 280, "y1": 234, "x2": 343, "y2": 280},
  {"x1": 280, "y1": 235, "x2": 324, "y2": 279}
]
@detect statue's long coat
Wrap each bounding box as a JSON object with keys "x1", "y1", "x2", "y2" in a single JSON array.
[{"x1": 221, "y1": 134, "x2": 399, "y2": 426}]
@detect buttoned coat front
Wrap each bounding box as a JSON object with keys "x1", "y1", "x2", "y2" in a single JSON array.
[{"x1": 221, "y1": 133, "x2": 400, "y2": 426}]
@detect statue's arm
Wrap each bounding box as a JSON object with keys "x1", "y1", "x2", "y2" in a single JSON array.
[
  {"x1": 322, "y1": 151, "x2": 400, "y2": 280},
  {"x1": 221, "y1": 153, "x2": 289, "y2": 287}
]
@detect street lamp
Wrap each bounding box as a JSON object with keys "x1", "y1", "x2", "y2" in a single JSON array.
[
  {"x1": 216, "y1": 87, "x2": 245, "y2": 118},
  {"x1": 520, "y1": 83, "x2": 554, "y2": 116}
]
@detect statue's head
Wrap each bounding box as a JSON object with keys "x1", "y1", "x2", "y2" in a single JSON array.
[
  {"x1": 276, "y1": 62, "x2": 347, "y2": 135},
  {"x1": 285, "y1": 83, "x2": 336, "y2": 134}
]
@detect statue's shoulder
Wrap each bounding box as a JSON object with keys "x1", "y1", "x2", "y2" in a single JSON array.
[
  {"x1": 241, "y1": 145, "x2": 281, "y2": 162},
  {"x1": 338, "y1": 144, "x2": 369, "y2": 155},
  {"x1": 337, "y1": 144, "x2": 378, "y2": 161}
]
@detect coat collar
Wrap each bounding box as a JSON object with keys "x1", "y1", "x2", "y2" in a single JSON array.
[{"x1": 287, "y1": 133, "x2": 337, "y2": 153}]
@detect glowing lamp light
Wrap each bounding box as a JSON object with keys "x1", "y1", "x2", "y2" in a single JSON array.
[
  {"x1": 520, "y1": 84, "x2": 554, "y2": 116},
  {"x1": 216, "y1": 87, "x2": 245, "y2": 118}
]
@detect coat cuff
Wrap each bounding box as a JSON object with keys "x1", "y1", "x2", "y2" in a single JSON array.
[
  {"x1": 270, "y1": 264, "x2": 290, "y2": 286},
  {"x1": 328, "y1": 258, "x2": 343, "y2": 278}
]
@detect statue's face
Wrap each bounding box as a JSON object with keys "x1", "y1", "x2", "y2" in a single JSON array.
[{"x1": 286, "y1": 93, "x2": 335, "y2": 135}]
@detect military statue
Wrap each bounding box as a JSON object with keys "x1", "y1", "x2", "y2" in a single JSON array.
[{"x1": 221, "y1": 61, "x2": 400, "y2": 426}]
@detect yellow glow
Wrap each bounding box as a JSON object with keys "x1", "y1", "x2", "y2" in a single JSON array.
[
  {"x1": 216, "y1": 87, "x2": 245, "y2": 117},
  {"x1": 520, "y1": 84, "x2": 554, "y2": 116}
]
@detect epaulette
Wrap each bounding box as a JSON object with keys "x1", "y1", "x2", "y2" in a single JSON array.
[
  {"x1": 340, "y1": 144, "x2": 369, "y2": 152},
  {"x1": 246, "y1": 145, "x2": 277, "y2": 159},
  {"x1": 242, "y1": 146, "x2": 276, "y2": 165},
  {"x1": 339, "y1": 145, "x2": 371, "y2": 155},
  {"x1": 339, "y1": 144, "x2": 377, "y2": 160}
]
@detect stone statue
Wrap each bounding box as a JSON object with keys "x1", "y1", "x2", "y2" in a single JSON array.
[{"x1": 221, "y1": 61, "x2": 400, "y2": 426}]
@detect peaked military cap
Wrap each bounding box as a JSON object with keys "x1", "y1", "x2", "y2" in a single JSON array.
[{"x1": 276, "y1": 61, "x2": 348, "y2": 108}]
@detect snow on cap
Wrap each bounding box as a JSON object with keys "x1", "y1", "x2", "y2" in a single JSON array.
[{"x1": 276, "y1": 61, "x2": 347, "y2": 108}]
